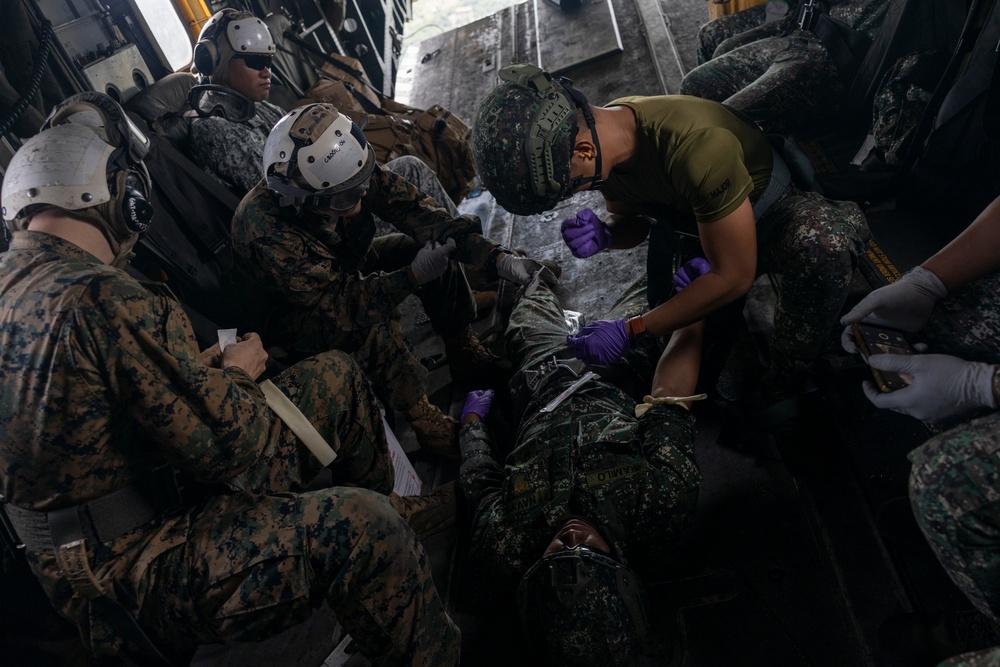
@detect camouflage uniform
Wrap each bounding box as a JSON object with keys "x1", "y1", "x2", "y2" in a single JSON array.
[
  {"x1": 755, "y1": 186, "x2": 871, "y2": 368},
  {"x1": 0, "y1": 231, "x2": 460, "y2": 664},
  {"x1": 185, "y1": 99, "x2": 286, "y2": 195},
  {"x1": 680, "y1": 0, "x2": 889, "y2": 133},
  {"x1": 458, "y1": 276, "x2": 701, "y2": 590},
  {"x1": 939, "y1": 646, "x2": 1000, "y2": 667},
  {"x1": 386, "y1": 155, "x2": 459, "y2": 216},
  {"x1": 230, "y1": 161, "x2": 500, "y2": 412},
  {"x1": 697, "y1": 1, "x2": 802, "y2": 65},
  {"x1": 607, "y1": 96, "x2": 871, "y2": 379},
  {"x1": 907, "y1": 271, "x2": 1000, "y2": 629}
]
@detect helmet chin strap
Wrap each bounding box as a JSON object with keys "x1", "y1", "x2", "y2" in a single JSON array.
[{"x1": 560, "y1": 81, "x2": 604, "y2": 193}]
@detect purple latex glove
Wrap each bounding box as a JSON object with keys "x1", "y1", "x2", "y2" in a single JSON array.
[
  {"x1": 561, "y1": 208, "x2": 611, "y2": 259},
  {"x1": 566, "y1": 319, "x2": 631, "y2": 365},
  {"x1": 673, "y1": 257, "x2": 711, "y2": 292},
  {"x1": 461, "y1": 389, "x2": 495, "y2": 423}
]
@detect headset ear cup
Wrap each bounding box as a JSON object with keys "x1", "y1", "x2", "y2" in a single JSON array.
[
  {"x1": 121, "y1": 172, "x2": 153, "y2": 233},
  {"x1": 193, "y1": 40, "x2": 218, "y2": 76}
]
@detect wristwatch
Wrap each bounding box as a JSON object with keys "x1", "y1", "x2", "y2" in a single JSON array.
[{"x1": 625, "y1": 315, "x2": 656, "y2": 346}]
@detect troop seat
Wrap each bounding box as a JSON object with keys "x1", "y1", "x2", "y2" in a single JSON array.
[{"x1": 124, "y1": 72, "x2": 198, "y2": 147}]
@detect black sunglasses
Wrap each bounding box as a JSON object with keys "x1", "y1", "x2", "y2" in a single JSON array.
[{"x1": 237, "y1": 54, "x2": 273, "y2": 71}]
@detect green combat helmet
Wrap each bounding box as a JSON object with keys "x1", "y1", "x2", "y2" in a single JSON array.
[
  {"x1": 472, "y1": 63, "x2": 604, "y2": 215},
  {"x1": 517, "y1": 545, "x2": 649, "y2": 666}
]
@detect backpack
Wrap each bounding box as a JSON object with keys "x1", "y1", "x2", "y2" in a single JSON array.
[
  {"x1": 341, "y1": 107, "x2": 418, "y2": 163},
  {"x1": 382, "y1": 99, "x2": 479, "y2": 203},
  {"x1": 314, "y1": 55, "x2": 383, "y2": 111},
  {"x1": 295, "y1": 49, "x2": 479, "y2": 203}
]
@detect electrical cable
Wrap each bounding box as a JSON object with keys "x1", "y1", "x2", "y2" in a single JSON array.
[{"x1": 0, "y1": 20, "x2": 54, "y2": 137}]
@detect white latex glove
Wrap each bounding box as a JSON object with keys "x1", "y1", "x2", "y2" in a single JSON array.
[
  {"x1": 840, "y1": 266, "x2": 947, "y2": 353},
  {"x1": 409, "y1": 238, "x2": 457, "y2": 285},
  {"x1": 496, "y1": 253, "x2": 558, "y2": 286},
  {"x1": 863, "y1": 353, "x2": 997, "y2": 423}
]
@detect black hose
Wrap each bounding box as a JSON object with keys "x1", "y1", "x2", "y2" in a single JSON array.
[{"x1": 0, "y1": 20, "x2": 54, "y2": 137}]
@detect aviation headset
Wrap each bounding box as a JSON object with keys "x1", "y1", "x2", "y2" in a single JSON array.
[
  {"x1": 42, "y1": 91, "x2": 154, "y2": 233},
  {"x1": 193, "y1": 9, "x2": 275, "y2": 78}
]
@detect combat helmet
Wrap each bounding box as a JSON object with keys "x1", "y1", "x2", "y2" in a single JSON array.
[
  {"x1": 263, "y1": 103, "x2": 376, "y2": 212},
  {"x1": 471, "y1": 63, "x2": 604, "y2": 215},
  {"x1": 2, "y1": 91, "x2": 154, "y2": 268},
  {"x1": 517, "y1": 545, "x2": 649, "y2": 666},
  {"x1": 192, "y1": 9, "x2": 275, "y2": 85}
]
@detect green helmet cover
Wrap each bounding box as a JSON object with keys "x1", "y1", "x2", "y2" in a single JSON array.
[
  {"x1": 472, "y1": 64, "x2": 579, "y2": 215},
  {"x1": 517, "y1": 546, "x2": 649, "y2": 666}
]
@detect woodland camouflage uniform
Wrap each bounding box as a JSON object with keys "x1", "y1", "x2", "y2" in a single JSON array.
[
  {"x1": 231, "y1": 160, "x2": 502, "y2": 413},
  {"x1": 681, "y1": 0, "x2": 889, "y2": 133},
  {"x1": 0, "y1": 231, "x2": 459, "y2": 664},
  {"x1": 185, "y1": 99, "x2": 286, "y2": 195},
  {"x1": 458, "y1": 275, "x2": 701, "y2": 591},
  {"x1": 906, "y1": 270, "x2": 1000, "y2": 650}
]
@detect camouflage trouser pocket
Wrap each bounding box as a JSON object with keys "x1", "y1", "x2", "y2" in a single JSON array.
[
  {"x1": 908, "y1": 413, "x2": 1000, "y2": 616},
  {"x1": 206, "y1": 527, "x2": 315, "y2": 639}
]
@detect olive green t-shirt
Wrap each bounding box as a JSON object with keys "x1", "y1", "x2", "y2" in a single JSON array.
[{"x1": 601, "y1": 95, "x2": 773, "y2": 226}]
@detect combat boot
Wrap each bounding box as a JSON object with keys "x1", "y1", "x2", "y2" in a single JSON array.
[
  {"x1": 389, "y1": 480, "x2": 458, "y2": 540},
  {"x1": 405, "y1": 395, "x2": 460, "y2": 460},
  {"x1": 442, "y1": 324, "x2": 512, "y2": 386}
]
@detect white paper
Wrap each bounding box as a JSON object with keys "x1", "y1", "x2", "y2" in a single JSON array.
[
  {"x1": 384, "y1": 417, "x2": 422, "y2": 497},
  {"x1": 217, "y1": 328, "x2": 238, "y2": 351},
  {"x1": 322, "y1": 632, "x2": 353, "y2": 666},
  {"x1": 851, "y1": 134, "x2": 877, "y2": 166}
]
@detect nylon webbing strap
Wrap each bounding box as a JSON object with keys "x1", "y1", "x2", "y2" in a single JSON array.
[
  {"x1": 260, "y1": 380, "x2": 338, "y2": 466},
  {"x1": 4, "y1": 466, "x2": 182, "y2": 555},
  {"x1": 753, "y1": 147, "x2": 792, "y2": 222},
  {"x1": 845, "y1": 0, "x2": 909, "y2": 116}
]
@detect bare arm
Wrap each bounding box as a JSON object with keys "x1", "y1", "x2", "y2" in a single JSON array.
[
  {"x1": 923, "y1": 196, "x2": 1000, "y2": 290},
  {"x1": 650, "y1": 320, "x2": 705, "y2": 409},
  {"x1": 640, "y1": 197, "x2": 758, "y2": 336},
  {"x1": 605, "y1": 198, "x2": 653, "y2": 249}
]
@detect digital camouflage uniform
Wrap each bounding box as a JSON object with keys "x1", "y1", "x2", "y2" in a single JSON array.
[
  {"x1": 681, "y1": 0, "x2": 889, "y2": 133},
  {"x1": 939, "y1": 646, "x2": 1000, "y2": 667},
  {"x1": 185, "y1": 99, "x2": 286, "y2": 195},
  {"x1": 458, "y1": 275, "x2": 701, "y2": 590},
  {"x1": 906, "y1": 271, "x2": 1000, "y2": 639},
  {"x1": 697, "y1": 1, "x2": 802, "y2": 65},
  {"x1": 231, "y1": 160, "x2": 500, "y2": 412},
  {"x1": 0, "y1": 231, "x2": 459, "y2": 664},
  {"x1": 385, "y1": 155, "x2": 460, "y2": 216}
]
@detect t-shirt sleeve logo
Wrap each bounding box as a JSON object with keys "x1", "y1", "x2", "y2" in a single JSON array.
[{"x1": 710, "y1": 178, "x2": 731, "y2": 199}]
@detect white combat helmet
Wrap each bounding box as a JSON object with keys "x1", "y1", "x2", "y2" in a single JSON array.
[
  {"x1": 263, "y1": 103, "x2": 376, "y2": 212},
  {"x1": 2, "y1": 91, "x2": 153, "y2": 267}
]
